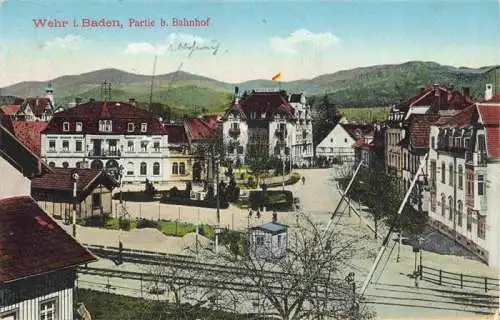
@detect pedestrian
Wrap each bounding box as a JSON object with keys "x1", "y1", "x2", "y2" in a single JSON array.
[
  {"x1": 248, "y1": 208, "x2": 253, "y2": 218},
  {"x1": 256, "y1": 210, "x2": 261, "y2": 219},
  {"x1": 302, "y1": 176, "x2": 306, "y2": 185}
]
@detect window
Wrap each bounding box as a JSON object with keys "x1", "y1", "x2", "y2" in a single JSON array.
[
  {"x1": 478, "y1": 214, "x2": 486, "y2": 239},
  {"x1": 0, "y1": 310, "x2": 18, "y2": 320},
  {"x1": 344, "y1": 138, "x2": 347, "y2": 143},
  {"x1": 172, "y1": 162, "x2": 179, "y2": 175},
  {"x1": 75, "y1": 140, "x2": 82, "y2": 152},
  {"x1": 127, "y1": 141, "x2": 134, "y2": 152},
  {"x1": 62, "y1": 162, "x2": 69, "y2": 169},
  {"x1": 466, "y1": 209, "x2": 472, "y2": 232},
  {"x1": 49, "y1": 140, "x2": 56, "y2": 152},
  {"x1": 457, "y1": 201, "x2": 463, "y2": 227},
  {"x1": 478, "y1": 174, "x2": 484, "y2": 195},
  {"x1": 141, "y1": 141, "x2": 148, "y2": 152},
  {"x1": 99, "y1": 120, "x2": 112, "y2": 132},
  {"x1": 92, "y1": 194, "x2": 101, "y2": 209},
  {"x1": 62, "y1": 140, "x2": 69, "y2": 152},
  {"x1": 179, "y1": 162, "x2": 186, "y2": 175},
  {"x1": 153, "y1": 141, "x2": 160, "y2": 152},
  {"x1": 75, "y1": 122, "x2": 83, "y2": 132},
  {"x1": 140, "y1": 162, "x2": 147, "y2": 175},
  {"x1": 231, "y1": 122, "x2": 239, "y2": 130},
  {"x1": 141, "y1": 123, "x2": 147, "y2": 132},
  {"x1": 449, "y1": 164, "x2": 453, "y2": 186},
  {"x1": 277, "y1": 234, "x2": 282, "y2": 247},
  {"x1": 48, "y1": 162, "x2": 55, "y2": 168},
  {"x1": 431, "y1": 136, "x2": 435, "y2": 149},
  {"x1": 458, "y1": 165, "x2": 463, "y2": 189},
  {"x1": 448, "y1": 196, "x2": 453, "y2": 221},
  {"x1": 430, "y1": 193, "x2": 436, "y2": 212},
  {"x1": 441, "y1": 194, "x2": 446, "y2": 217},
  {"x1": 153, "y1": 162, "x2": 160, "y2": 175},
  {"x1": 441, "y1": 162, "x2": 445, "y2": 183},
  {"x1": 256, "y1": 235, "x2": 264, "y2": 246},
  {"x1": 126, "y1": 162, "x2": 134, "y2": 175},
  {"x1": 40, "y1": 299, "x2": 56, "y2": 320},
  {"x1": 430, "y1": 160, "x2": 436, "y2": 189},
  {"x1": 63, "y1": 122, "x2": 70, "y2": 132},
  {"x1": 127, "y1": 122, "x2": 135, "y2": 132}
]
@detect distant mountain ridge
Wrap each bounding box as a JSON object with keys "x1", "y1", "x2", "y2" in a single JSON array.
[{"x1": 1, "y1": 61, "x2": 496, "y2": 112}]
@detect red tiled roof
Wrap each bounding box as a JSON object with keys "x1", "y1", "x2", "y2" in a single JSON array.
[
  {"x1": 165, "y1": 124, "x2": 188, "y2": 144},
  {"x1": 43, "y1": 101, "x2": 166, "y2": 135},
  {"x1": 408, "y1": 115, "x2": 440, "y2": 149},
  {"x1": 353, "y1": 139, "x2": 373, "y2": 149},
  {"x1": 1, "y1": 105, "x2": 21, "y2": 116},
  {"x1": 10, "y1": 121, "x2": 48, "y2": 156},
  {"x1": 479, "y1": 93, "x2": 500, "y2": 103},
  {"x1": 478, "y1": 105, "x2": 500, "y2": 126},
  {"x1": 18, "y1": 97, "x2": 53, "y2": 117},
  {"x1": 485, "y1": 128, "x2": 500, "y2": 158},
  {"x1": 239, "y1": 91, "x2": 295, "y2": 118},
  {"x1": 407, "y1": 86, "x2": 473, "y2": 111},
  {"x1": 478, "y1": 105, "x2": 500, "y2": 158},
  {"x1": 0, "y1": 196, "x2": 96, "y2": 283},
  {"x1": 340, "y1": 124, "x2": 374, "y2": 140},
  {"x1": 31, "y1": 168, "x2": 117, "y2": 192},
  {"x1": 434, "y1": 104, "x2": 478, "y2": 127},
  {"x1": 202, "y1": 115, "x2": 219, "y2": 129},
  {"x1": 184, "y1": 117, "x2": 217, "y2": 141}
]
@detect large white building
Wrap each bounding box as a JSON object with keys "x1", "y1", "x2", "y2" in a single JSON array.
[
  {"x1": 427, "y1": 91, "x2": 500, "y2": 267},
  {"x1": 41, "y1": 100, "x2": 170, "y2": 183},
  {"x1": 220, "y1": 88, "x2": 313, "y2": 167}
]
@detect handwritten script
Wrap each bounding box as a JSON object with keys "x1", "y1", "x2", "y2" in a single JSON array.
[{"x1": 169, "y1": 39, "x2": 221, "y2": 59}]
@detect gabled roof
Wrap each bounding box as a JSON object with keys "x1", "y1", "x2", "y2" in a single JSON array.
[
  {"x1": 43, "y1": 101, "x2": 166, "y2": 135},
  {"x1": 434, "y1": 105, "x2": 478, "y2": 127},
  {"x1": 10, "y1": 121, "x2": 48, "y2": 156},
  {"x1": 31, "y1": 168, "x2": 118, "y2": 193},
  {"x1": 0, "y1": 196, "x2": 97, "y2": 283},
  {"x1": 477, "y1": 103, "x2": 500, "y2": 158},
  {"x1": 252, "y1": 222, "x2": 288, "y2": 234},
  {"x1": 1, "y1": 104, "x2": 21, "y2": 116},
  {"x1": 184, "y1": 117, "x2": 217, "y2": 142},
  {"x1": 339, "y1": 124, "x2": 374, "y2": 141},
  {"x1": 238, "y1": 91, "x2": 295, "y2": 119},
  {"x1": 407, "y1": 115, "x2": 440, "y2": 149},
  {"x1": 18, "y1": 97, "x2": 53, "y2": 117},
  {"x1": 165, "y1": 123, "x2": 188, "y2": 144}
]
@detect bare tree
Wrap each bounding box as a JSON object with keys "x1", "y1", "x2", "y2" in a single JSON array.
[{"x1": 213, "y1": 212, "x2": 376, "y2": 320}]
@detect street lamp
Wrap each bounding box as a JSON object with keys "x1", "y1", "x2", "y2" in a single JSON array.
[
  {"x1": 418, "y1": 235, "x2": 424, "y2": 277},
  {"x1": 281, "y1": 149, "x2": 286, "y2": 191},
  {"x1": 118, "y1": 165, "x2": 124, "y2": 205},
  {"x1": 71, "y1": 171, "x2": 80, "y2": 238}
]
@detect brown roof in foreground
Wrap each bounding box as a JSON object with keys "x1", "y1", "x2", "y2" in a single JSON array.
[
  {"x1": 31, "y1": 168, "x2": 118, "y2": 192},
  {"x1": 165, "y1": 123, "x2": 188, "y2": 144},
  {"x1": 184, "y1": 117, "x2": 217, "y2": 142},
  {"x1": 18, "y1": 97, "x2": 53, "y2": 117},
  {"x1": 0, "y1": 196, "x2": 96, "y2": 283},
  {"x1": 407, "y1": 115, "x2": 440, "y2": 149}
]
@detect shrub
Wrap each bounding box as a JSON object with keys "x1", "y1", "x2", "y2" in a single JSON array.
[
  {"x1": 113, "y1": 191, "x2": 157, "y2": 202},
  {"x1": 84, "y1": 215, "x2": 107, "y2": 227},
  {"x1": 136, "y1": 218, "x2": 160, "y2": 229},
  {"x1": 119, "y1": 219, "x2": 131, "y2": 231},
  {"x1": 248, "y1": 190, "x2": 294, "y2": 211},
  {"x1": 160, "y1": 197, "x2": 230, "y2": 209}
]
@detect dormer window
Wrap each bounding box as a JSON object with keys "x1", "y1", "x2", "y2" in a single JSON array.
[
  {"x1": 75, "y1": 122, "x2": 83, "y2": 132},
  {"x1": 141, "y1": 123, "x2": 147, "y2": 132},
  {"x1": 128, "y1": 122, "x2": 135, "y2": 132},
  {"x1": 99, "y1": 120, "x2": 112, "y2": 132},
  {"x1": 261, "y1": 112, "x2": 266, "y2": 119},
  {"x1": 63, "y1": 122, "x2": 70, "y2": 132}
]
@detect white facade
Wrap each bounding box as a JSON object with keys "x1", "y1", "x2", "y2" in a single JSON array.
[
  {"x1": 41, "y1": 133, "x2": 170, "y2": 183},
  {"x1": 315, "y1": 124, "x2": 357, "y2": 164}
]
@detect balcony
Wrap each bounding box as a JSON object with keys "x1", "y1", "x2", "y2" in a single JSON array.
[
  {"x1": 88, "y1": 149, "x2": 121, "y2": 157},
  {"x1": 228, "y1": 127, "x2": 241, "y2": 137},
  {"x1": 465, "y1": 152, "x2": 487, "y2": 167},
  {"x1": 275, "y1": 128, "x2": 287, "y2": 140}
]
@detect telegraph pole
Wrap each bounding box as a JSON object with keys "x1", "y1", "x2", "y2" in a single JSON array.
[{"x1": 71, "y1": 171, "x2": 80, "y2": 237}]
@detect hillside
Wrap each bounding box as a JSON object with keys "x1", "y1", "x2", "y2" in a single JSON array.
[{"x1": 1, "y1": 61, "x2": 495, "y2": 115}]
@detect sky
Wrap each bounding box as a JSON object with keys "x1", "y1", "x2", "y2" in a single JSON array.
[{"x1": 0, "y1": 0, "x2": 499, "y2": 87}]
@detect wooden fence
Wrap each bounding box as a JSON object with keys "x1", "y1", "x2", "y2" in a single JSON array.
[{"x1": 420, "y1": 264, "x2": 499, "y2": 293}]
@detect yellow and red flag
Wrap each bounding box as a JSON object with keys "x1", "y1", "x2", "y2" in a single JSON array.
[{"x1": 272, "y1": 72, "x2": 282, "y2": 81}]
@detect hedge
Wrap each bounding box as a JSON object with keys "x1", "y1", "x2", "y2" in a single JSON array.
[
  {"x1": 160, "y1": 196, "x2": 229, "y2": 209},
  {"x1": 112, "y1": 191, "x2": 159, "y2": 202},
  {"x1": 248, "y1": 190, "x2": 294, "y2": 211}
]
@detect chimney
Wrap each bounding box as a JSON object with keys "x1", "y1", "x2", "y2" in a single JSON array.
[
  {"x1": 272, "y1": 211, "x2": 277, "y2": 223},
  {"x1": 434, "y1": 83, "x2": 440, "y2": 97},
  {"x1": 462, "y1": 87, "x2": 470, "y2": 97},
  {"x1": 485, "y1": 84, "x2": 493, "y2": 100},
  {"x1": 234, "y1": 87, "x2": 239, "y2": 105},
  {"x1": 75, "y1": 97, "x2": 82, "y2": 104},
  {"x1": 129, "y1": 98, "x2": 136, "y2": 106},
  {"x1": 447, "y1": 89, "x2": 453, "y2": 102}
]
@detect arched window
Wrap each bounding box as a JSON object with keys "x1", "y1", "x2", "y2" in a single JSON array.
[
  {"x1": 49, "y1": 161, "x2": 55, "y2": 168},
  {"x1": 179, "y1": 162, "x2": 186, "y2": 175},
  {"x1": 126, "y1": 162, "x2": 134, "y2": 175},
  {"x1": 466, "y1": 209, "x2": 472, "y2": 232},
  {"x1": 441, "y1": 194, "x2": 446, "y2": 217},
  {"x1": 172, "y1": 162, "x2": 178, "y2": 175},
  {"x1": 448, "y1": 196, "x2": 453, "y2": 221},
  {"x1": 153, "y1": 162, "x2": 160, "y2": 176},
  {"x1": 62, "y1": 162, "x2": 69, "y2": 168},
  {"x1": 90, "y1": 159, "x2": 103, "y2": 170},
  {"x1": 457, "y1": 201, "x2": 463, "y2": 227},
  {"x1": 140, "y1": 162, "x2": 147, "y2": 175}
]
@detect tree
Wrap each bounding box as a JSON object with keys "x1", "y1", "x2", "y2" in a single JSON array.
[
  {"x1": 312, "y1": 94, "x2": 341, "y2": 148},
  {"x1": 245, "y1": 141, "x2": 272, "y2": 185},
  {"x1": 212, "y1": 212, "x2": 375, "y2": 320}
]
